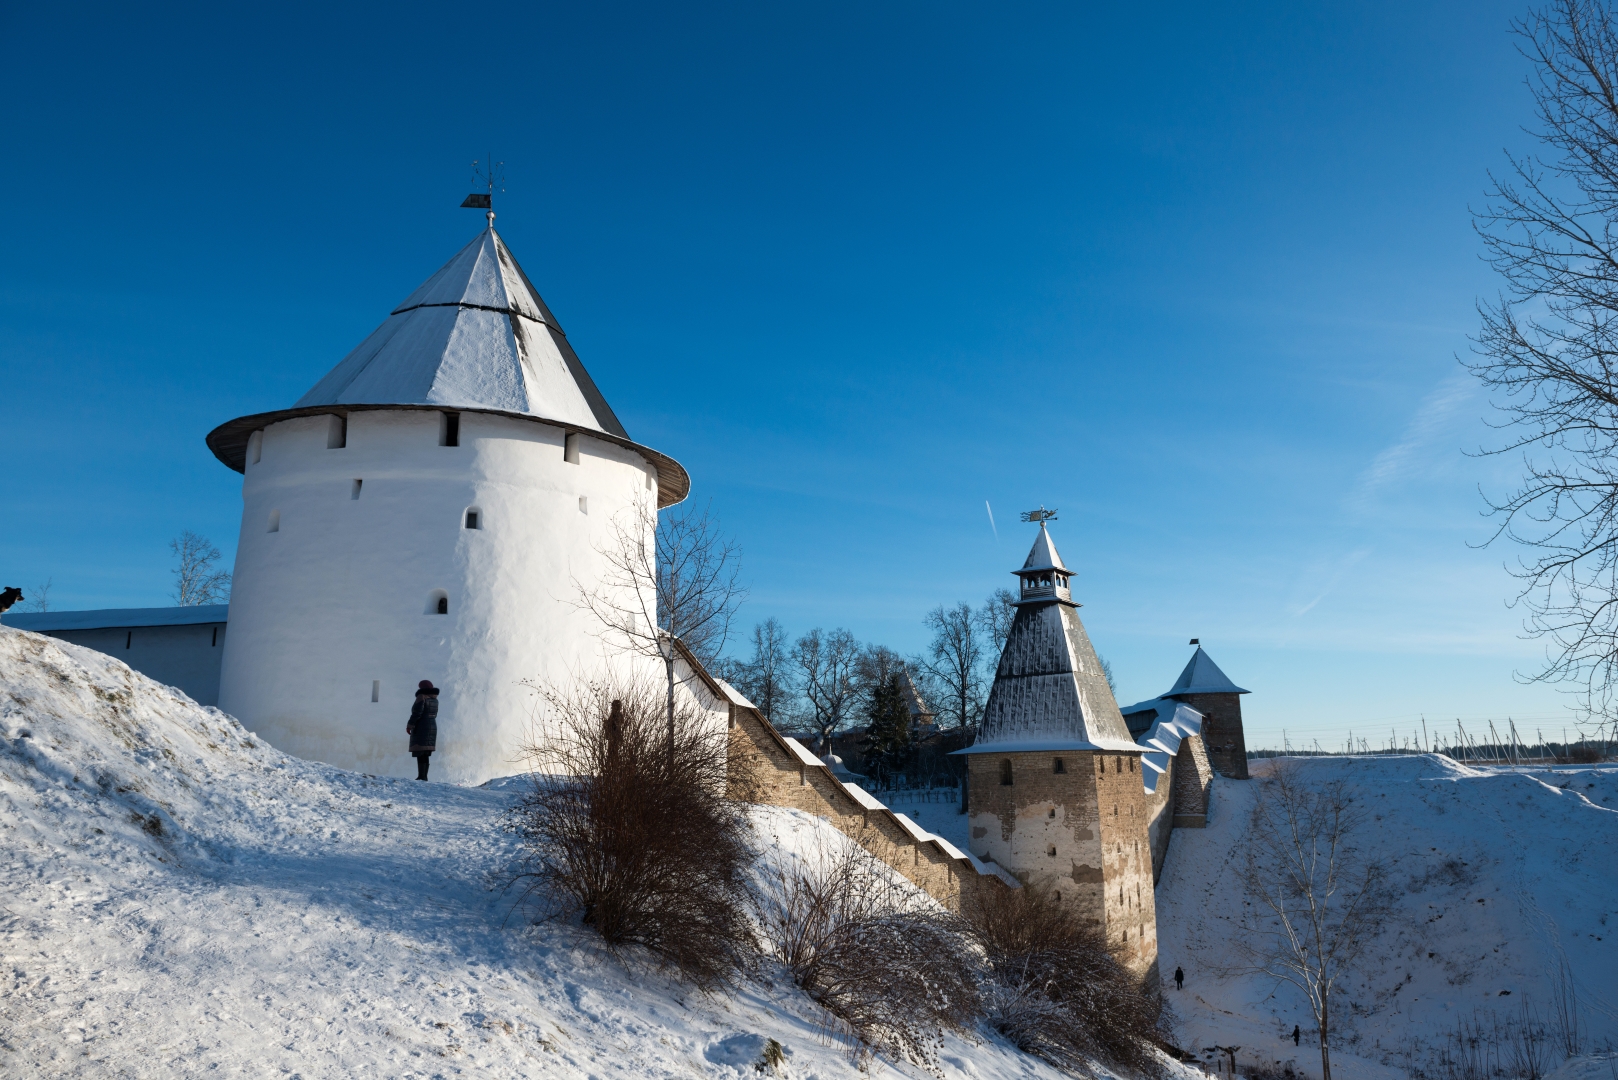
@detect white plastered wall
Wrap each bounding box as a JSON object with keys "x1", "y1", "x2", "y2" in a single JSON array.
[{"x1": 218, "y1": 408, "x2": 714, "y2": 784}]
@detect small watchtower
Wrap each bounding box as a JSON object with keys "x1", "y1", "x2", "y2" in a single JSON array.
[
  {"x1": 1163, "y1": 642, "x2": 1250, "y2": 779},
  {"x1": 955, "y1": 514, "x2": 1158, "y2": 977}
]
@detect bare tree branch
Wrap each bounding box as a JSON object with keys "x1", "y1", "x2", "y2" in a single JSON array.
[
  {"x1": 1220, "y1": 764, "x2": 1391, "y2": 1080},
  {"x1": 170, "y1": 532, "x2": 231, "y2": 606},
  {"x1": 919, "y1": 602, "x2": 988, "y2": 733},
  {"x1": 574, "y1": 499, "x2": 746, "y2": 748},
  {"x1": 1470, "y1": 0, "x2": 1618, "y2": 722},
  {"x1": 791, "y1": 627, "x2": 861, "y2": 754}
]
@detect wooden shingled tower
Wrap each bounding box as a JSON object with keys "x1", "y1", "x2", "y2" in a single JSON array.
[{"x1": 955, "y1": 515, "x2": 1159, "y2": 979}]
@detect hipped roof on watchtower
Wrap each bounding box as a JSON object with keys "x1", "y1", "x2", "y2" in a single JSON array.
[{"x1": 960, "y1": 522, "x2": 1139, "y2": 755}]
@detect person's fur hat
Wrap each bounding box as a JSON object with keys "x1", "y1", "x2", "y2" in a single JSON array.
[{"x1": 417, "y1": 680, "x2": 436, "y2": 692}]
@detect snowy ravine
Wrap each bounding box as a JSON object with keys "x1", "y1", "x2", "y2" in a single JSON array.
[
  {"x1": 0, "y1": 627, "x2": 1196, "y2": 1080},
  {"x1": 1153, "y1": 755, "x2": 1618, "y2": 1080}
]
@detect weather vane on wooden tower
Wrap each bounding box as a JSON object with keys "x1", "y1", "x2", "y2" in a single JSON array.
[
  {"x1": 1019, "y1": 506, "x2": 1057, "y2": 524},
  {"x1": 461, "y1": 155, "x2": 505, "y2": 227}
]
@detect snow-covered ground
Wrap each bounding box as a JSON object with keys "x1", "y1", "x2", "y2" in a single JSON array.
[
  {"x1": 1155, "y1": 755, "x2": 1618, "y2": 1079},
  {"x1": 0, "y1": 627, "x2": 1202, "y2": 1079}
]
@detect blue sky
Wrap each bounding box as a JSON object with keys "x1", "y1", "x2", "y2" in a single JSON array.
[{"x1": 0, "y1": 1, "x2": 1580, "y2": 747}]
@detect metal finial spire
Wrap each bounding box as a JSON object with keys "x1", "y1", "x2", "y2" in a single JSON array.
[
  {"x1": 1019, "y1": 506, "x2": 1058, "y2": 524},
  {"x1": 460, "y1": 155, "x2": 505, "y2": 224}
]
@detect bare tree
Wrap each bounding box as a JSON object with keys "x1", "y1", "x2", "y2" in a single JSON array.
[
  {"x1": 737, "y1": 617, "x2": 791, "y2": 720},
  {"x1": 575, "y1": 500, "x2": 746, "y2": 747},
  {"x1": 977, "y1": 587, "x2": 1018, "y2": 653},
  {"x1": 1470, "y1": 0, "x2": 1618, "y2": 719},
  {"x1": 919, "y1": 602, "x2": 987, "y2": 732},
  {"x1": 16, "y1": 577, "x2": 53, "y2": 613},
  {"x1": 170, "y1": 532, "x2": 231, "y2": 606},
  {"x1": 791, "y1": 627, "x2": 861, "y2": 754},
  {"x1": 505, "y1": 681, "x2": 755, "y2": 988},
  {"x1": 752, "y1": 835, "x2": 979, "y2": 1068},
  {"x1": 1224, "y1": 763, "x2": 1390, "y2": 1080}
]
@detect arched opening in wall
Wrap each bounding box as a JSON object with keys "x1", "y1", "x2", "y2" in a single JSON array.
[
  {"x1": 268, "y1": 509, "x2": 280, "y2": 533},
  {"x1": 426, "y1": 589, "x2": 449, "y2": 615},
  {"x1": 247, "y1": 430, "x2": 263, "y2": 466},
  {"x1": 439, "y1": 412, "x2": 460, "y2": 447},
  {"x1": 464, "y1": 508, "x2": 480, "y2": 530},
  {"x1": 999, "y1": 759, "x2": 1013, "y2": 786},
  {"x1": 326, "y1": 414, "x2": 347, "y2": 449}
]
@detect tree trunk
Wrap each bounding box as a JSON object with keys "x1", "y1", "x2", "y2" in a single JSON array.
[
  {"x1": 664, "y1": 652, "x2": 676, "y2": 760},
  {"x1": 1318, "y1": 1005, "x2": 1331, "y2": 1080}
]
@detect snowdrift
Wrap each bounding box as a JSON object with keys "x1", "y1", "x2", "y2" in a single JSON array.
[
  {"x1": 1155, "y1": 753, "x2": 1618, "y2": 1079},
  {"x1": 0, "y1": 627, "x2": 1191, "y2": 1079}
]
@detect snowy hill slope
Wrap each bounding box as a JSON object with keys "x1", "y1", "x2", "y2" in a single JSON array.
[
  {"x1": 1155, "y1": 754, "x2": 1618, "y2": 1079},
  {"x1": 0, "y1": 627, "x2": 1192, "y2": 1079}
]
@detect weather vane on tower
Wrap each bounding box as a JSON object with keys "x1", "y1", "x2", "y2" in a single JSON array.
[
  {"x1": 461, "y1": 155, "x2": 505, "y2": 227},
  {"x1": 1019, "y1": 506, "x2": 1057, "y2": 524}
]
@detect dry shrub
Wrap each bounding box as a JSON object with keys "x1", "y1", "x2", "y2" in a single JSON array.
[
  {"x1": 969, "y1": 886, "x2": 1167, "y2": 1078},
  {"x1": 506, "y1": 682, "x2": 754, "y2": 989},
  {"x1": 753, "y1": 836, "x2": 979, "y2": 1069}
]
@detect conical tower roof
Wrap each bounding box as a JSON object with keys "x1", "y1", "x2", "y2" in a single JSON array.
[
  {"x1": 294, "y1": 228, "x2": 626, "y2": 435},
  {"x1": 1021, "y1": 521, "x2": 1068, "y2": 574},
  {"x1": 1164, "y1": 646, "x2": 1249, "y2": 696},
  {"x1": 958, "y1": 524, "x2": 1139, "y2": 754},
  {"x1": 207, "y1": 224, "x2": 689, "y2": 506}
]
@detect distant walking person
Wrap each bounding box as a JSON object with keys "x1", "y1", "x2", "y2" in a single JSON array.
[
  {"x1": 1174, "y1": 966, "x2": 1184, "y2": 990},
  {"x1": 407, "y1": 680, "x2": 439, "y2": 780},
  {"x1": 1292, "y1": 1025, "x2": 1300, "y2": 1046}
]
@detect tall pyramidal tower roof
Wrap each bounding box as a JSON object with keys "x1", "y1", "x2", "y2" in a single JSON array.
[
  {"x1": 961, "y1": 522, "x2": 1139, "y2": 754},
  {"x1": 207, "y1": 223, "x2": 689, "y2": 506}
]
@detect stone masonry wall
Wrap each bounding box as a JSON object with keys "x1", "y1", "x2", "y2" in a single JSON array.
[
  {"x1": 724, "y1": 698, "x2": 1011, "y2": 917},
  {"x1": 1175, "y1": 692, "x2": 1248, "y2": 779},
  {"x1": 964, "y1": 749, "x2": 1158, "y2": 979},
  {"x1": 1172, "y1": 735, "x2": 1212, "y2": 826}
]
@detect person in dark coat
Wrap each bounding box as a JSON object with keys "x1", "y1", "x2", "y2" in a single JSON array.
[
  {"x1": 407, "y1": 680, "x2": 439, "y2": 780},
  {"x1": 1292, "y1": 1025, "x2": 1300, "y2": 1046},
  {"x1": 1174, "y1": 966, "x2": 1184, "y2": 991}
]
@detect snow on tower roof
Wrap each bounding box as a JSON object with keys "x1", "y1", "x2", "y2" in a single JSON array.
[
  {"x1": 1020, "y1": 522, "x2": 1069, "y2": 574},
  {"x1": 1164, "y1": 646, "x2": 1249, "y2": 696},
  {"x1": 956, "y1": 522, "x2": 1139, "y2": 755},
  {"x1": 294, "y1": 228, "x2": 625, "y2": 435},
  {"x1": 206, "y1": 225, "x2": 690, "y2": 505}
]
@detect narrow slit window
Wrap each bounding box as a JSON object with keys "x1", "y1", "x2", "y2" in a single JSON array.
[
  {"x1": 999, "y1": 759, "x2": 1013, "y2": 786},
  {"x1": 125, "y1": 631, "x2": 132, "y2": 649},
  {"x1": 371, "y1": 680, "x2": 380, "y2": 703},
  {"x1": 464, "y1": 511, "x2": 479, "y2": 529},
  {"x1": 578, "y1": 496, "x2": 588, "y2": 514},
  {"x1": 268, "y1": 509, "x2": 280, "y2": 533},
  {"x1": 326, "y1": 414, "x2": 347, "y2": 449},
  {"x1": 248, "y1": 430, "x2": 263, "y2": 465},
  {"x1": 564, "y1": 432, "x2": 580, "y2": 464},
  {"x1": 437, "y1": 596, "x2": 448, "y2": 615},
  {"x1": 1053, "y1": 757, "x2": 1065, "y2": 774},
  {"x1": 352, "y1": 479, "x2": 363, "y2": 500},
  {"x1": 440, "y1": 412, "x2": 460, "y2": 447},
  {"x1": 211, "y1": 627, "x2": 218, "y2": 647},
  {"x1": 426, "y1": 589, "x2": 449, "y2": 615}
]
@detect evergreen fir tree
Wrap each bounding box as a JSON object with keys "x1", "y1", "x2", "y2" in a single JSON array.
[{"x1": 862, "y1": 673, "x2": 913, "y2": 787}]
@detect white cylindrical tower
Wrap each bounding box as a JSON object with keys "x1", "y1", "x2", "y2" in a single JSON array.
[{"x1": 207, "y1": 225, "x2": 689, "y2": 783}]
